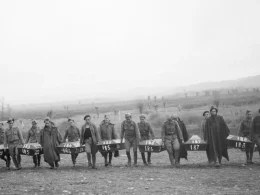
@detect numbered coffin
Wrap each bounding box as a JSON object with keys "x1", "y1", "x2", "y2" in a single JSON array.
[
  {"x1": 227, "y1": 135, "x2": 252, "y2": 149},
  {"x1": 138, "y1": 139, "x2": 166, "y2": 153},
  {"x1": 57, "y1": 141, "x2": 85, "y2": 154},
  {"x1": 17, "y1": 143, "x2": 42, "y2": 156},
  {"x1": 97, "y1": 139, "x2": 125, "y2": 152},
  {"x1": 184, "y1": 135, "x2": 207, "y2": 151},
  {"x1": 0, "y1": 144, "x2": 8, "y2": 156}
]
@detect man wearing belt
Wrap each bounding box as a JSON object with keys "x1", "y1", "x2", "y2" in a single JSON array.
[
  {"x1": 137, "y1": 114, "x2": 155, "y2": 165},
  {"x1": 120, "y1": 113, "x2": 140, "y2": 166},
  {"x1": 63, "y1": 118, "x2": 81, "y2": 167},
  {"x1": 4, "y1": 118, "x2": 25, "y2": 170},
  {"x1": 99, "y1": 115, "x2": 118, "y2": 166},
  {"x1": 25, "y1": 119, "x2": 41, "y2": 168},
  {"x1": 161, "y1": 115, "x2": 183, "y2": 167},
  {"x1": 80, "y1": 115, "x2": 100, "y2": 169},
  {"x1": 0, "y1": 122, "x2": 11, "y2": 170}
]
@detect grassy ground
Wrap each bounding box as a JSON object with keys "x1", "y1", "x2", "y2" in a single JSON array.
[{"x1": 1, "y1": 148, "x2": 260, "y2": 195}]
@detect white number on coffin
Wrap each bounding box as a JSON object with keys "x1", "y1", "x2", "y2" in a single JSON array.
[
  {"x1": 64, "y1": 144, "x2": 72, "y2": 148},
  {"x1": 237, "y1": 137, "x2": 246, "y2": 142},
  {"x1": 235, "y1": 142, "x2": 245, "y2": 148},
  {"x1": 22, "y1": 149, "x2": 29, "y2": 155},
  {"x1": 102, "y1": 145, "x2": 111, "y2": 151},
  {"x1": 23, "y1": 144, "x2": 31, "y2": 149},
  {"x1": 144, "y1": 146, "x2": 154, "y2": 152},
  {"x1": 62, "y1": 148, "x2": 71, "y2": 154},
  {"x1": 103, "y1": 141, "x2": 112, "y2": 145},
  {"x1": 191, "y1": 140, "x2": 201, "y2": 144},
  {"x1": 190, "y1": 145, "x2": 200, "y2": 150},
  {"x1": 145, "y1": 140, "x2": 155, "y2": 145}
]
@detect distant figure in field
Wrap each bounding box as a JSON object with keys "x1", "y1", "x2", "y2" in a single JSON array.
[
  {"x1": 251, "y1": 109, "x2": 260, "y2": 157},
  {"x1": 0, "y1": 122, "x2": 11, "y2": 170},
  {"x1": 80, "y1": 115, "x2": 100, "y2": 169},
  {"x1": 173, "y1": 116, "x2": 189, "y2": 162},
  {"x1": 25, "y1": 119, "x2": 41, "y2": 168},
  {"x1": 99, "y1": 115, "x2": 118, "y2": 166},
  {"x1": 204, "y1": 106, "x2": 230, "y2": 167},
  {"x1": 161, "y1": 115, "x2": 183, "y2": 167},
  {"x1": 138, "y1": 114, "x2": 155, "y2": 165},
  {"x1": 201, "y1": 111, "x2": 210, "y2": 138},
  {"x1": 39, "y1": 117, "x2": 62, "y2": 169},
  {"x1": 237, "y1": 110, "x2": 254, "y2": 164},
  {"x1": 4, "y1": 118, "x2": 25, "y2": 170},
  {"x1": 63, "y1": 118, "x2": 81, "y2": 167},
  {"x1": 120, "y1": 113, "x2": 140, "y2": 166}
]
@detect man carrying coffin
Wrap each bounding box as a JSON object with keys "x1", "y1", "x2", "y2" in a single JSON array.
[
  {"x1": 138, "y1": 114, "x2": 155, "y2": 165},
  {"x1": 0, "y1": 122, "x2": 11, "y2": 170},
  {"x1": 39, "y1": 117, "x2": 62, "y2": 169},
  {"x1": 63, "y1": 118, "x2": 81, "y2": 167},
  {"x1": 161, "y1": 115, "x2": 183, "y2": 167},
  {"x1": 25, "y1": 119, "x2": 41, "y2": 168},
  {"x1": 120, "y1": 113, "x2": 140, "y2": 166},
  {"x1": 80, "y1": 115, "x2": 100, "y2": 169},
  {"x1": 200, "y1": 111, "x2": 210, "y2": 138},
  {"x1": 251, "y1": 109, "x2": 260, "y2": 157},
  {"x1": 99, "y1": 115, "x2": 118, "y2": 166},
  {"x1": 204, "y1": 106, "x2": 230, "y2": 167},
  {"x1": 4, "y1": 118, "x2": 25, "y2": 170}
]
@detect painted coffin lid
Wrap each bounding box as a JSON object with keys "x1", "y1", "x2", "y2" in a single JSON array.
[
  {"x1": 57, "y1": 141, "x2": 82, "y2": 148},
  {"x1": 17, "y1": 143, "x2": 42, "y2": 150},
  {"x1": 97, "y1": 139, "x2": 124, "y2": 145},
  {"x1": 184, "y1": 135, "x2": 207, "y2": 151},
  {"x1": 184, "y1": 135, "x2": 207, "y2": 144},
  {"x1": 226, "y1": 135, "x2": 252, "y2": 143},
  {"x1": 139, "y1": 139, "x2": 163, "y2": 146}
]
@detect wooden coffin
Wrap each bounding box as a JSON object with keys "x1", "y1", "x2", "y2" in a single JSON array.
[
  {"x1": 97, "y1": 139, "x2": 125, "y2": 152},
  {"x1": 227, "y1": 135, "x2": 252, "y2": 149},
  {"x1": 138, "y1": 139, "x2": 166, "y2": 153},
  {"x1": 17, "y1": 143, "x2": 42, "y2": 156},
  {"x1": 184, "y1": 135, "x2": 207, "y2": 151},
  {"x1": 57, "y1": 141, "x2": 85, "y2": 154}
]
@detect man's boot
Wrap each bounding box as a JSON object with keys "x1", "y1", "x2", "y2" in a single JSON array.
[
  {"x1": 126, "y1": 152, "x2": 131, "y2": 166},
  {"x1": 174, "y1": 150, "x2": 180, "y2": 167},
  {"x1": 104, "y1": 153, "x2": 108, "y2": 166},
  {"x1": 108, "y1": 152, "x2": 112, "y2": 166},
  {"x1": 17, "y1": 155, "x2": 22, "y2": 170},
  {"x1": 87, "y1": 153, "x2": 92, "y2": 167},
  {"x1": 147, "y1": 152, "x2": 151, "y2": 164},
  {"x1": 55, "y1": 161, "x2": 59, "y2": 168},
  {"x1": 141, "y1": 153, "x2": 148, "y2": 165},
  {"x1": 6, "y1": 158, "x2": 10, "y2": 170},
  {"x1": 134, "y1": 151, "x2": 138, "y2": 166},
  {"x1": 92, "y1": 154, "x2": 97, "y2": 169},
  {"x1": 71, "y1": 154, "x2": 76, "y2": 167},
  {"x1": 246, "y1": 152, "x2": 250, "y2": 164},
  {"x1": 168, "y1": 153, "x2": 174, "y2": 167},
  {"x1": 33, "y1": 156, "x2": 37, "y2": 168},
  {"x1": 37, "y1": 155, "x2": 41, "y2": 167}
]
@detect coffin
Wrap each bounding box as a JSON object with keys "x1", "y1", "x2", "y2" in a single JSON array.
[
  {"x1": 17, "y1": 143, "x2": 42, "y2": 156},
  {"x1": 0, "y1": 144, "x2": 8, "y2": 156},
  {"x1": 138, "y1": 139, "x2": 166, "y2": 153},
  {"x1": 57, "y1": 141, "x2": 85, "y2": 154},
  {"x1": 97, "y1": 139, "x2": 125, "y2": 152},
  {"x1": 227, "y1": 135, "x2": 252, "y2": 149},
  {"x1": 184, "y1": 135, "x2": 207, "y2": 151}
]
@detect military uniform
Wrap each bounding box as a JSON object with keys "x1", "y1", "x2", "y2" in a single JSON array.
[
  {"x1": 251, "y1": 116, "x2": 260, "y2": 155},
  {"x1": 138, "y1": 121, "x2": 154, "y2": 165},
  {"x1": 0, "y1": 127, "x2": 11, "y2": 169},
  {"x1": 161, "y1": 120, "x2": 183, "y2": 166},
  {"x1": 63, "y1": 125, "x2": 80, "y2": 166},
  {"x1": 99, "y1": 120, "x2": 117, "y2": 166},
  {"x1": 26, "y1": 126, "x2": 41, "y2": 167},
  {"x1": 120, "y1": 120, "x2": 140, "y2": 166},
  {"x1": 4, "y1": 127, "x2": 24, "y2": 169},
  {"x1": 238, "y1": 117, "x2": 254, "y2": 163}
]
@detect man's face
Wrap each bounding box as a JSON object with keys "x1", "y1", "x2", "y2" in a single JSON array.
[
  {"x1": 140, "y1": 117, "x2": 145, "y2": 122},
  {"x1": 125, "y1": 116, "x2": 131, "y2": 122},
  {"x1": 8, "y1": 122, "x2": 14, "y2": 128},
  {"x1": 32, "y1": 122, "x2": 37, "y2": 128},
  {"x1": 104, "y1": 117, "x2": 110, "y2": 123},
  {"x1": 204, "y1": 113, "x2": 209, "y2": 119},
  {"x1": 246, "y1": 112, "x2": 252, "y2": 119},
  {"x1": 45, "y1": 121, "x2": 51, "y2": 127},
  {"x1": 85, "y1": 117, "x2": 91, "y2": 123},
  {"x1": 69, "y1": 120, "x2": 74, "y2": 126},
  {"x1": 211, "y1": 110, "x2": 217, "y2": 116}
]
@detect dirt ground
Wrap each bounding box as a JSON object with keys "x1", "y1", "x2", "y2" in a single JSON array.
[{"x1": 0, "y1": 148, "x2": 260, "y2": 195}]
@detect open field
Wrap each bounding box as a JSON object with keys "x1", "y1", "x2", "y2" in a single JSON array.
[{"x1": 1, "y1": 148, "x2": 260, "y2": 195}]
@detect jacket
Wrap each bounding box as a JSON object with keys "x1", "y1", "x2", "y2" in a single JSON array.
[{"x1": 80, "y1": 122, "x2": 100, "y2": 145}]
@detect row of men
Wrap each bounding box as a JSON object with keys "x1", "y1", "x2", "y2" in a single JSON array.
[{"x1": 1, "y1": 106, "x2": 260, "y2": 170}]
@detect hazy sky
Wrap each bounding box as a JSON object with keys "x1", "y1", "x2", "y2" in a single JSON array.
[{"x1": 1, "y1": 0, "x2": 260, "y2": 105}]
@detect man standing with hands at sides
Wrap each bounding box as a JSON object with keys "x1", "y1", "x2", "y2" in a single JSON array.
[
  {"x1": 238, "y1": 110, "x2": 254, "y2": 164},
  {"x1": 121, "y1": 113, "x2": 140, "y2": 167},
  {"x1": 138, "y1": 114, "x2": 155, "y2": 165},
  {"x1": 80, "y1": 115, "x2": 100, "y2": 169},
  {"x1": 201, "y1": 111, "x2": 210, "y2": 138},
  {"x1": 4, "y1": 118, "x2": 25, "y2": 170},
  {"x1": 161, "y1": 115, "x2": 183, "y2": 167},
  {"x1": 99, "y1": 115, "x2": 118, "y2": 166},
  {"x1": 0, "y1": 122, "x2": 11, "y2": 170},
  {"x1": 25, "y1": 119, "x2": 41, "y2": 168},
  {"x1": 251, "y1": 109, "x2": 260, "y2": 158},
  {"x1": 39, "y1": 117, "x2": 62, "y2": 169},
  {"x1": 63, "y1": 118, "x2": 81, "y2": 167}
]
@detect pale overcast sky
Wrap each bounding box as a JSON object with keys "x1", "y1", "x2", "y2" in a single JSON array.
[{"x1": 0, "y1": 0, "x2": 260, "y2": 105}]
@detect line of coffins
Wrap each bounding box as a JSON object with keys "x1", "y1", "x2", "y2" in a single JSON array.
[{"x1": 0, "y1": 135, "x2": 257, "y2": 160}]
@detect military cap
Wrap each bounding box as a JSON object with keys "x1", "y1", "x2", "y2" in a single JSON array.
[
  {"x1": 139, "y1": 114, "x2": 146, "y2": 119},
  {"x1": 44, "y1": 117, "x2": 51, "y2": 123},
  {"x1": 84, "y1": 115, "x2": 91, "y2": 120},
  {"x1": 31, "y1": 119, "x2": 38, "y2": 124},
  {"x1": 203, "y1": 111, "x2": 209, "y2": 116},
  {"x1": 7, "y1": 118, "x2": 15, "y2": 124},
  {"x1": 125, "y1": 113, "x2": 132, "y2": 117},
  {"x1": 246, "y1": 110, "x2": 251, "y2": 115}
]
